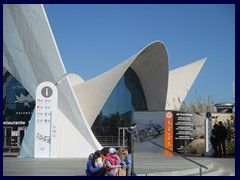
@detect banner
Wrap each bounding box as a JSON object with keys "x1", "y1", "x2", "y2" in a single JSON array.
[
  {"x1": 133, "y1": 111, "x2": 165, "y2": 153},
  {"x1": 164, "y1": 111, "x2": 173, "y2": 156}
]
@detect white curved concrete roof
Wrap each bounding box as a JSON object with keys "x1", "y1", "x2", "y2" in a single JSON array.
[
  {"x1": 4, "y1": 4, "x2": 102, "y2": 157},
  {"x1": 166, "y1": 58, "x2": 207, "y2": 110},
  {"x1": 3, "y1": 4, "x2": 206, "y2": 158},
  {"x1": 73, "y1": 41, "x2": 169, "y2": 126}
]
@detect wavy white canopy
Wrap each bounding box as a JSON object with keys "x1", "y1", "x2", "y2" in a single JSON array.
[
  {"x1": 166, "y1": 58, "x2": 207, "y2": 110},
  {"x1": 73, "y1": 41, "x2": 169, "y2": 127},
  {"x1": 3, "y1": 4, "x2": 206, "y2": 158}
]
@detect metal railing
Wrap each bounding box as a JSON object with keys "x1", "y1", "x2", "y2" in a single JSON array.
[
  {"x1": 127, "y1": 129, "x2": 208, "y2": 176},
  {"x1": 95, "y1": 136, "x2": 127, "y2": 148}
]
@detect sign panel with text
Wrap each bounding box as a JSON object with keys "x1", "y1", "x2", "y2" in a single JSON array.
[
  {"x1": 34, "y1": 82, "x2": 58, "y2": 158},
  {"x1": 173, "y1": 112, "x2": 194, "y2": 153}
]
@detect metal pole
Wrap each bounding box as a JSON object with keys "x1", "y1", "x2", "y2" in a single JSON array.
[
  {"x1": 118, "y1": 128, "x2": 120, "y2": 147},
  {"x1": 130, "y1": 133, "x2": 137, "y2": 176},
  {"x1": 131, "y1": 133, "x2": 134, "y2": 174},
  {"x1": 199, "y1": 167, "x2": 202, "y2": 176},
  {"x1": 123, "y1": 128, "x2": 125, "y2": 147}
]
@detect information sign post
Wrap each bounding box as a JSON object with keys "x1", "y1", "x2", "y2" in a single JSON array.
[{"x1": 34, "y1": 82, "x2": 58, "y2": 158}]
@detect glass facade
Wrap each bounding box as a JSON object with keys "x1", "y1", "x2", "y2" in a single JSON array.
[
  {"x1": 3, "y1": 67, "x2": 147, "y2": 148},
  {"x1": 3, "y1": 72, "x2": 35, "y2": 148},
  {"x1": 91, "y1": 67, "x2": 148, "y2": 144},
  {"x1": 3, "y1": 72, "x2": 35, "y2": 127}
]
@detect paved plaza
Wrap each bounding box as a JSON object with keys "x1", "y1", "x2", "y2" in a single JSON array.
[{"x1": 3, "y1": 153, "x2": 235, "y2": 176}]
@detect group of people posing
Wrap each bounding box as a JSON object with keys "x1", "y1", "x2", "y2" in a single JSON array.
[
  {"x1": 86, "y1": 123, "x2": 139, "y2": 176},
  {"x1": 86, "y1": 147, "x2": 132, "y2": 176},
  {"x1": 210, "y1": 121, "x2": 228, "y2": 157}
]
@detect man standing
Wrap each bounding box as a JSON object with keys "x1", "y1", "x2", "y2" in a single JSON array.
[
  {"x1": 216, "y1": 121, "x2": 228, "y2": 157},
  {"x1": 126, "y1": 123, "x2": 138, "y2": 176},
  {"x1": 210, "y1": 124, "x2": 219, "y2": 157},
  {"x1": 127, "y1": 123, "x2": 138, "y2": 154}
]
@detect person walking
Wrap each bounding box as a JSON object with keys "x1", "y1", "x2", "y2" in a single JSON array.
[{"x1": 216, "y1": 121, "x2": 228, "y2": 157}]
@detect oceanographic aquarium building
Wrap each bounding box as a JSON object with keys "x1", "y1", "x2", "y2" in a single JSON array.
[{"x1": 3, "y1": 4, "x2": 206, "y2": 158}]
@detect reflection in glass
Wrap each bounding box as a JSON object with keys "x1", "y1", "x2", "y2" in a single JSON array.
[
  {"x1": 3, "y1": 72, "x2": 35, "y2": 128},
  {"x1": 92, "y1": 67, "x2": 148, "y2": 145}
]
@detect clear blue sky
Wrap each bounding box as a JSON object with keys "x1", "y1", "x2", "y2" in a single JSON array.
[{"x1": 44, "y1": 4, "x2": 235, "y2": 105}]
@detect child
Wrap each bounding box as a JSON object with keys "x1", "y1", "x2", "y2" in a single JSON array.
[{"x1": 105, "y1": 147, "x2": 122, "y2": 176}]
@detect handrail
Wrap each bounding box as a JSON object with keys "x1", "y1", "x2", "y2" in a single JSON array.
[{"x1": 126, "y1": 129, "x2": 208, "y2": 176}]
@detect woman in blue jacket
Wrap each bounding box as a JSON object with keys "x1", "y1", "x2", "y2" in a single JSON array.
[{"x1": 86, "y1": 150, "x2": 106, "y2": 176}]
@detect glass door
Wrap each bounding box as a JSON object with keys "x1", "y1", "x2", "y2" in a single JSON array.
[
  {"x1": 18, "y1": 127, "x2": 26, "y2": 146},
  {"x1": 3, "y1": 127, "x2": 12, "y2": 152},
  {"x1": 118, "y1": 127, "x2": 128, "y2": 147}
]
